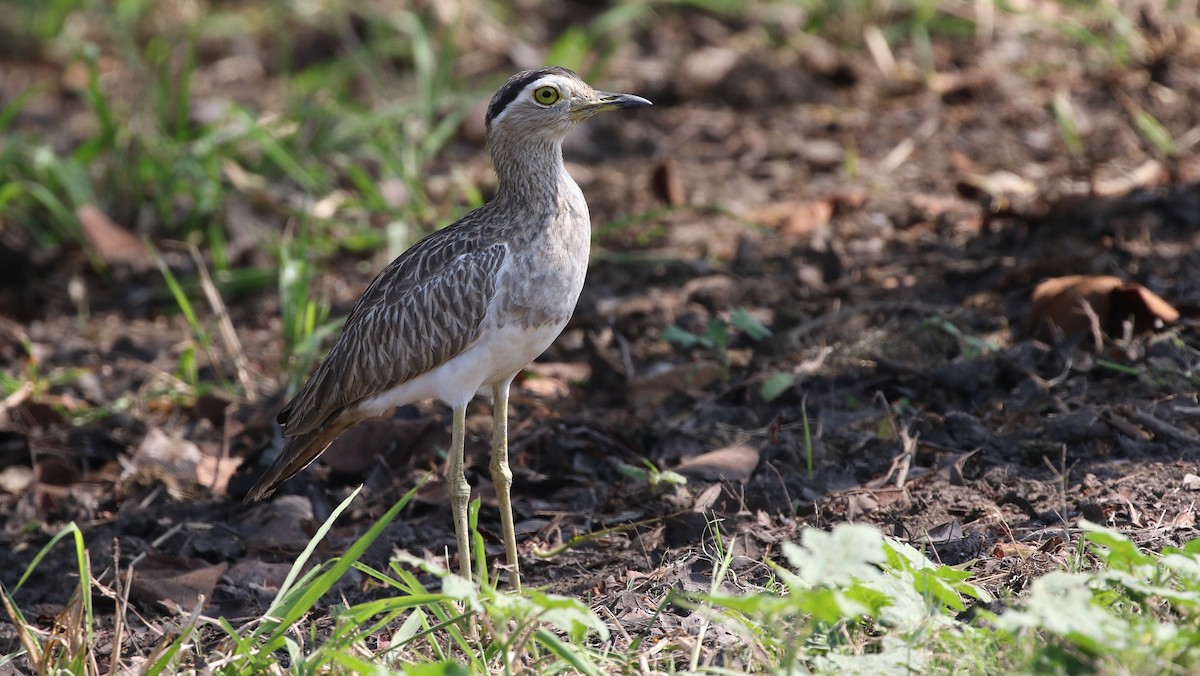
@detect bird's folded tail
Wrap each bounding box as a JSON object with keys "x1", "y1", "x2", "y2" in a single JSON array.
[{"x1": 243, "y1": 415, "x2": 356, "y2": 503}]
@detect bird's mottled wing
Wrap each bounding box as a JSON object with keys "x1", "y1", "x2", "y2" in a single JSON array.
[{"x1": 279, "y1": 221, "x2": 506, "y2": 437}]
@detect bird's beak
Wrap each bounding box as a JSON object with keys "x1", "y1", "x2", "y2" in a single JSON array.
[{"x1": 573, "y1": 91, "x2": 653, "y2": 119}]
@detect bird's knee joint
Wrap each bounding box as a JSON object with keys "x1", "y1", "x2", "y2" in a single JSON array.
[
  {"x1": 491, "y1": 462, "x2": 513, "y2": 487},
  {"x1": 449, "y1": 476, "x2": 471, "y2": 499}
]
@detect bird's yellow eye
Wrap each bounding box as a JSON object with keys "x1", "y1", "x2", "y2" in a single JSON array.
[{"x1": 532, "y1": 85, "x2": 561, "y2": 106}]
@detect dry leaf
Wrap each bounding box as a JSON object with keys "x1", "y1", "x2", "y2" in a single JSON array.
[
  {"x1": 675, "y1": 445, "x2": 760, "y2": 482},
  {"x1": 1093, "y1": 159, "x2": 1165, "y2": 197},
  {"x1": 992, "y1": 541, "x2": 1038, "y2": 558},
  {"x1": 1161, "y1": 509, "x2": 1196, "y2": 529},
  {"x1": 129, "y1": 554, "x2": 227, "y2": 610},
  {"x1": 124, "y1": 428, "x2": 202, "y2": 497},
  {"x1": 245, "y1": 494, "x2": 315, "y2": 553},
  {"x1": 0, "y1": 465, "x2": 33, "y2": 494},
  {"x1": 223, "y1": 559, "x2": 294, "y2": 595},
  {"x1": 653, "y1": 156, "x2": 686, "y2": 206},
  {"x1": 691, "y1": 483, "x2": 723, "y2": 511},
  {"x1": 520, "y1": 361, "x2": 591, "y2": 399},
  {"x1": 76, "y1": 204, "x2": 151, "y2": 269},
  {"x1": 1030, "y1": 275, "x2": 1178, "y2": 344},
  {"x1": 921, "y1": 520, "x2": 964, "y2": 544},
  {"x1": 626, "y1": 360, "x2": 725, "y2": 410},
  {"x1": 747, "y1": 199, "x2": 834, "y2": 237},
  {"x1": 320, "y1": 416, "x2": 438, "y2": 476},
  {"x1": 197, "y1": 453, "x2": 242, "y2": 496}
]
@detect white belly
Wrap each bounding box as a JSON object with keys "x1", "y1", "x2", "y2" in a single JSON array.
[{"x1": 357, "y1": 319, "x2": 568, "y2": 412}]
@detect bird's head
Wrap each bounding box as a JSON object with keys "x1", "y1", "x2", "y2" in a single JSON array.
[{"x1": 485, "y1": 67, "x2": 651, "y2": 141}]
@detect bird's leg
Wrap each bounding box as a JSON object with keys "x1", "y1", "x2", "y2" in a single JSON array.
[
  {"x1": 447, "y1": 404, "x2": 472, "y2": 582},
  {"x1": 490, "y1": 381, "x2": 521, "y2": 591}
]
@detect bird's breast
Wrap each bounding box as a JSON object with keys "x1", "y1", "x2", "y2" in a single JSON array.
[
  {"x1": 493, "y1": 245, "x2": 587, "y2": 330},
  {"x1": 493, "y1": 185, "x2": 591, "y2": 331}
]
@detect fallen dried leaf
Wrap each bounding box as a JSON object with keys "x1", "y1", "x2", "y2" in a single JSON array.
[
  {"x1": 196, "y1": 453, "x2": 242, "y2": 496},
  {"x1": 34, "y1": 457, "x2": 79, "y2": 487},
  {"x1": 653, "y1": 156, "x2": 686, "y2": 206},
  {"x1": 124, "y1": 428, "x2": 202, "y2": 498},
  {"x1": 627, "y1": 360, "x2": 725, "y2": 410},
  {"x1": 77, "y1": 204, "x2": 151, "y2": 270},
  {"x1": 129, "y1": 555, "x2": 227, "y2": 610},
  {"x1": 675, "y1": 445, "x2": 760, "y2": 482},
  {"x1": 1093, "y1": 159, "x2": 1165, "y2": 197},
  {"x1": 691, "y1": 483, "x2": 723, "y2": 511},
  {"x1": 992, "y1": 541, "x2": 1038, "y2": 558},
  {"x1": 1030, "y1": 275, "x2": 1178, "y2": 345},
  {"x1": 223, "y1": 559, "x2": 294, "y2": 595},
  {"x1": 0, "y1": 465, "x2": 32, "y2": 494},
  {"x1": 520, "y1": 361, "x2": 590, "y2": 399},
  {"x1": 921, "y1": 520, "x2": 963, "y2": 544},
  {"x1": 245, "y1": 494, "x2": 315, "y2": 553},
  {"x1": 746, "y1": 199, "x2": 834, "y2": 237},
  {"x1": 320, "y1": 417, "x2": 437, "y2": 476},
  {"x1": 1160, "y1": 509, "x2": 1196, "y2": 529}
]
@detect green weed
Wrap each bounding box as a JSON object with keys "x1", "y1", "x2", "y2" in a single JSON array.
[{"x1": 663, "y1": 306, "x2": 772, "y2": 366}]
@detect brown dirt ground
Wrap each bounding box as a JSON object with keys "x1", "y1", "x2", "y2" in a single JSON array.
[{"x1": 3, "y1": 5, "x2": 1200, "y2": 667}]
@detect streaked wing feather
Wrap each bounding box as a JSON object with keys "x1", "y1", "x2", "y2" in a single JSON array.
[{"x1": 280, "y1": 218, "x2": 506, "y2": 437}]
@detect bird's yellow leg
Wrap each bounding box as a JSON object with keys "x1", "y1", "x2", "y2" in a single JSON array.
[
  {"x1": 447, "y1": 404, "x2": 472, "y2": 582},
  {"x1": 491, "y1": 381, "x2": 521, "y2": 591}
]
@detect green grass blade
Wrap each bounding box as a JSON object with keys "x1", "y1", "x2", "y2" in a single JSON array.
[
  {"x1": 264, "y1": 482, "x2": 422, "y2": 638},
  {"x1": 0, "y1": 85, "x2": 46, "y2": 135},
  {"x1": 259, "y1": 485, "x2": 365, "y2": 626},
  {"x1": 147, "y1": 242, "x2": 204, "y2": 341},
  {"x1": 533, "y1": 628, "x2": 604, "y2": 676},
  {"x1": 14, "y1": 522, "x2": 83, "y2": 592}
]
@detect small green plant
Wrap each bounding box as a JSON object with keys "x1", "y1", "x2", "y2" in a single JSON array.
[
  {"x1": 682, "y1": 523, "x2": 992, "y2": 671},
  {"x1": 278, "y1": 223, "x2": 334, "y2": 395},
  {"x1": 662, "y1": 307, "x2": 772, "y2": 365},
  {"x1": 924, "y1": 316, "x2": 998, "y2": 359},
  {"x1": 1052, "y1": 89, "x2": 1085, "y2": 157},
  {"x1": 1132, "y1": 110, "x2": 1177, "y2": 158},
  {"x1": 617, "y1": 458, "x2": 688, "y2": 492}
]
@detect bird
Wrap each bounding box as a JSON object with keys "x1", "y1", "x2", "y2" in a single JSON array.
[{"x1": 244, "y1": 67, "x2": 651, "y2": 591}]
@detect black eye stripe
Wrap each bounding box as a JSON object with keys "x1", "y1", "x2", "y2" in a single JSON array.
[{"x1": 486, "y1": 66, "x2": 579, "y2": 125}]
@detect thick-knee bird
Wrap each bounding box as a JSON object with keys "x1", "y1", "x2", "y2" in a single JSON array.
[{"x1": 245, "y1": 67, "x2": 651, "y2": 590}]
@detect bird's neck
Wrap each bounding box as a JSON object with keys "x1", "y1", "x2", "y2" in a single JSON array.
[{"x1": 487, "y1": 135, "x2": 574, "y2": 211}]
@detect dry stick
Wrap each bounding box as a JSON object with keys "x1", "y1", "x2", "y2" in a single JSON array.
[
  {"x1": 782, "y1": 300, "x2": 949, "y2": 348},
  {"x1": 182, "y1": 242, "x2": 259, "y2": 402},
  {"x1": 107, "y1": 539, "x2": 124, "y2": 676},
  {"x1": 1069, "y1": 288, "x2": 1105, "y2": 354},
  {"x1": 1040, "y1": 443, "x2": 1075, "y2": 545},
  {"x1": 1128, "y1": 408, "x2": 1200, "y2": 445}
]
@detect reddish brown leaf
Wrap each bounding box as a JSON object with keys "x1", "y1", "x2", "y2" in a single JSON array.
[
  {"x1": 747, "y1": 199, "x2": 834, "y2": 237},
  {"x1": 653, "y1": 156, "x2": 686, "y2": 207},
  {"x1": 1030, "y1": 275, "x2": 1178, "y2": 345},
  {"x1": 76, "y1": 204, "x2": 151, "y2": 269}
]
